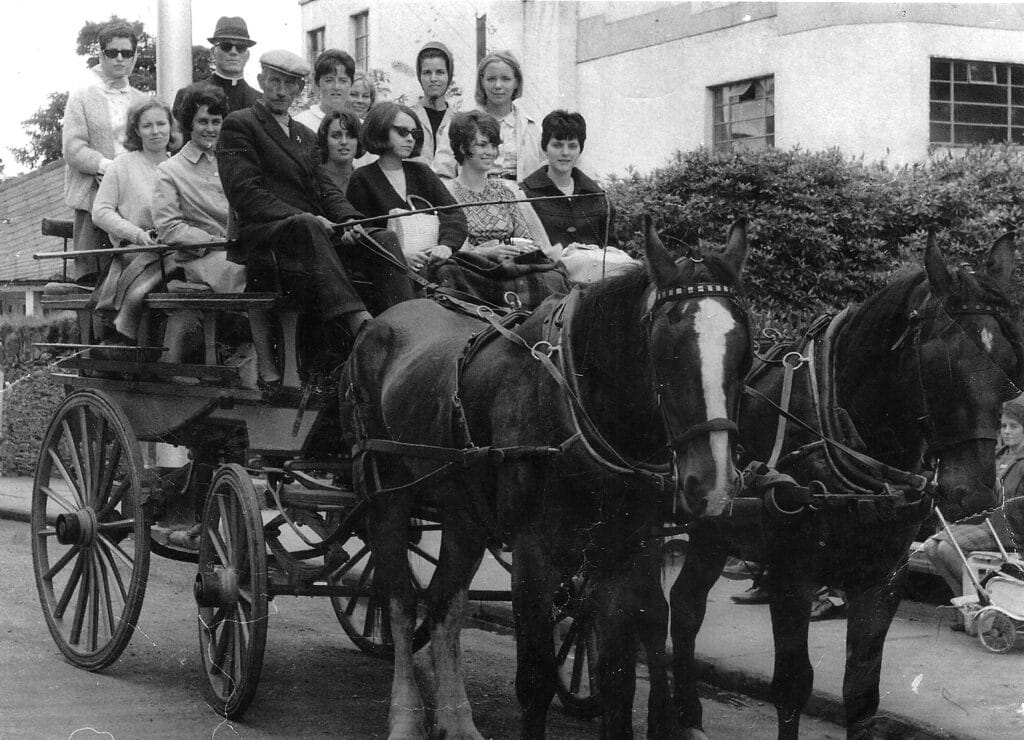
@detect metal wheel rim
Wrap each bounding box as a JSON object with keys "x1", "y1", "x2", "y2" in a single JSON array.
[
  {"x1": 196, "y1": 464, "x2": 268, "y2": 718},
  {"x1": 31, "y1": 390, "x2": 150, "y2": 670},
  {"x1": 554, "y1": 575, "x2": 602, "y2": 718},
  {"x1": 977, "y1": 608, "x2": 1017, "y2": 653}
]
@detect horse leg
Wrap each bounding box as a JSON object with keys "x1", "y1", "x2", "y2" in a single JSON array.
[
  {"x1": 367, "y1": 492, "x2": 428, "y2": 739},
  {"x1": 669, "y1": 534, "x2": 727, "y2": 739},
  {"x1": 512, "y1": 527, "x2": 560, "y2": 740},
  {"x1": 428, "y1": 510, "x2": 487, "y2": 740},
  {"x1": 842, "y1": 562, "x2": 907, "y2": 740},
  {"x1": 634, "y1": 540, "x2": 674, "y2": 740},
  {"x1": 593, "y1": 562, "x2": 640, "y2": 740},
  {"x1": 767, "y1": 570, "x2": 815, "y2": 740}
]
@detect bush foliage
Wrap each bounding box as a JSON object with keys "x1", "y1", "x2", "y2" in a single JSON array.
[{"x1": 606, "y1": 146, "x2": 1024, "y2": 334}]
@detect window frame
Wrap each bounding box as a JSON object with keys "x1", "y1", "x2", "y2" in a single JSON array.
[
  {"x1": 307, "y1": 26, "x2": 325, "y2": 71},
  {"x1": 930, "y1": 57, "x2": 1024, "y2": 147},
  {"x1": 352, "y1": 11, "x2": 369, "y2": 72},
  {"x1": 711, "y1": 75, "x2": 775, "y2": 153}
]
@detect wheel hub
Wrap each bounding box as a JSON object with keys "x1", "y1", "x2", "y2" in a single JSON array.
[
  {"x1": 55, "y1": 507, "x2": 98, "y2": 546},
  {"x1": 194, "y1": 567, "x2": 240, "y2": 608}
]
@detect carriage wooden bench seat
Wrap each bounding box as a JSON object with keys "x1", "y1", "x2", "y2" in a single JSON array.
[{"x1": 41, "y1": 290, "x2": 303, "y2": 388}]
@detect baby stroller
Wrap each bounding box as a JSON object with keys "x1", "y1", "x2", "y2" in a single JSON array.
[{"x1": 938, "y1": 508, "x2": 1024, "y2": 653}]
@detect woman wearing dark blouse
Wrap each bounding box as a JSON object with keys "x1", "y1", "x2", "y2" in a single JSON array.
[
  {"x1": 347, "y1": 102, "x2": 466, "y2": 271},
  {"x1": 520, "y1": 110, "x2": 615, "y2": 249}
]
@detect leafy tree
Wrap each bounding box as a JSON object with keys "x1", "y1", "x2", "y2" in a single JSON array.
[
  {"x1": 11, "y1": 92, "x2": 68, "y2": 169},
  {"x1": 15, "y1": 17, "x2": 213, "y2": 170}
]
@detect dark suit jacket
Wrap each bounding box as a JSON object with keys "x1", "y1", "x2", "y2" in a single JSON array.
[
  {"x1": 173, "y1": 73, "x2": 261, "y2": 123},
  {"x1": 217, "y1": 100, "x2": 361, "y2": 264}
]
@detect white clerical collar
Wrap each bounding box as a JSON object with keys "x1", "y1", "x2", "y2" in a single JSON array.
[{"x1": 213, "y1": 71, "x2": 245, "y2": 86}]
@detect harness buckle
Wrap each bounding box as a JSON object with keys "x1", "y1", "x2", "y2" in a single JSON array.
[
  {"x1": 782, "y1": 351, "x2": 809, "y2": 370},
  {"x1": 504, "y1": 291, "x2": 523, "y2": 311},
  {"x1": 530, "y1": 340, "x2": 559, "y2": 360}
]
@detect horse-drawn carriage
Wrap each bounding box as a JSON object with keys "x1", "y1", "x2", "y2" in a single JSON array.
[
  {"x1": 27, "y1": 213, "x2": 1024, "y2": 738},
  {"x1": 28, "y1": 217, "x2": 608, "y2": 721}
]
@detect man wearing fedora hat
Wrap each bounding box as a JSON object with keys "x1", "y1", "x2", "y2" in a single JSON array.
[
  {"x1": 218, "y1": 50, "x2": 415, "y2": 365},
  {"x1": 175, "y1": 16, "x2": 260, "y2": 120}
]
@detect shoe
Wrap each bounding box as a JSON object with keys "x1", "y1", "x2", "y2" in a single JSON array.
[
  {"x1": 258, "y1": 377, "x2": 284, "y2": 401},
  {"x1": 731, "y1": 585, "x2": 771, "y2": 604},
  {"x1": 809, "y1": 589, "x2": 847, "y2": 621},
  {"x1": 722, "y1": 557, "x2": 762, "y2": 581}
]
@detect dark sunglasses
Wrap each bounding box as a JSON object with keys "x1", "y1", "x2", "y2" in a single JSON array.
[
  {"x1": 102, "y1": 48, "x2": 135, "y2": 59},
  {"x1": 392, "y1": 125, "x2": 424, "y2": 142},
  {"x1": 217, "y1": 42, "x2": 249, "y2": 53}
]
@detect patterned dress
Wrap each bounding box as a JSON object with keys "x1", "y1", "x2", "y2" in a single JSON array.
[{"x1": 447, "y1": 179, "x2": 534, "y2": 245}]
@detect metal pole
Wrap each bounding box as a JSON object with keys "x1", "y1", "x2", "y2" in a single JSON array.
[{"x1": 156, "y1": 0, "x2": 193, "y2": 107}]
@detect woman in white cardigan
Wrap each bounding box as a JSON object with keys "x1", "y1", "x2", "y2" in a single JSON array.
[{"x1": 62, "y1": 21, "x2": 147, "y2": 283}]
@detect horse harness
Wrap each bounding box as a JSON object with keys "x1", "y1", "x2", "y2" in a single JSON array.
[
  {"x1": 734, "y1": 309, "x2": 935, "y2": 526},
  {"x1": 348, "y1": 280, "x2": 749, "y2": 509}
]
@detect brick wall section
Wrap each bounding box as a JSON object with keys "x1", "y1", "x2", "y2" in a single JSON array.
[{"x1": 0, "y1": 160, "x2": 72, "y2": 283}]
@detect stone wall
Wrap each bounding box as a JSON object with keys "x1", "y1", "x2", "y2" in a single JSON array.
[{"x1": 0, "y1": 317, "x2": 77, "y2": 476}]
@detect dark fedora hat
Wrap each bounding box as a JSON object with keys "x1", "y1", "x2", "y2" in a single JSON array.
[{"x1": 208, "y1": 16, "x2": 256, "y2": 47}]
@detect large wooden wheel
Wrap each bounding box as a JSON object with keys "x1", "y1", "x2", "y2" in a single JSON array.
[
  {"x1": 31, "y1": 390, "x2": 150, "y2": 670},
  {"x1": 195, "y1": 464, "x2": 268, "y2": 718},
  {"x1": 329, "y1": 518, "x2": 434, "y2": 658},
  {"x1": 553, "y1": 574, "x2": 601, "y2": 718}
]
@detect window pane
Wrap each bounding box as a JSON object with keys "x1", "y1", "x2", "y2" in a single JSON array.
[
  {"x1": 930, "y1": 81, "x2": 950, "y2": 101},
  {"x1": 732, "y1": 99, "x2": 766, "y2": 121},
  {"x1": 731, "y1": 118, "x2": 765, "y2": 140},
  {"x1": 1011, "y1": 107, "x2": 1024, "y2": 126},
  {"x1": 1011, "y1": 87, "x2": 1024, "y2": 105},
  {"x1": 930, "y1": 122, "x2": 951, "y2": 143},
  {"x1": 953, "y1": 83, "x2": 1006, "y2": 105},
  {"x1": 713, "y1": 106, "x2": 725, "y2": 125},
  {"x1": 930, "y1": 102, "x2": 951, "y2": 121},
  {"x1": 766, "y1": 115, "x2": 775, "y2": 135},
  {"x1": 954, "y1": 124, "x2": 1007, "y2": 144},
  {"x1": 712, "y1": 75, "x2": 773, "y2": 151},
  {"x1": 931, "y1": 59, "x2": 951, "y2": 81},
  {"x1": 1012, "y1": 127, "x2": 1024, "y2": 144},
  {"x1": 1013, "y1": 65, "x2": 1024, "y2": 86},
  {"x1": 954, "y1": 103, "x2": 1008, "y2": 125},
  {"x1": 953, "y1": 61, "x2": 969, "y2": 82},
  {"x1": 968, "y1": 62, "x2": 997, "y2": 84}
]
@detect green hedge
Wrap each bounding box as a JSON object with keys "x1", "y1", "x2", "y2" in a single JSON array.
[{"x1": 606, "y1": 146, "x2": 1024, "y2": 333}]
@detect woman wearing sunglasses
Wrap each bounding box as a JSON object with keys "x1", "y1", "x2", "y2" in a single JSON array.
[
  {"x1": 62, "y1": 21, "x2": 147, "y2": 287},
  {"x1": 347, "y1": 102, "x2": 467, "y2": 272}
]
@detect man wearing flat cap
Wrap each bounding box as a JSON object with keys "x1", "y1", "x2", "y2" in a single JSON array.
[{"x1": 218, "y1": 50, "x2": 415, "y2": 365}]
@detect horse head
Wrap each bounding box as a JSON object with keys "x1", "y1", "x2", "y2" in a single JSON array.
[
  {"x1": 911, "y1": 230, "x2": 1024, "y2": 515},
  {"x1": 644, "y1": 216, "x2": 753, "y2": 518}
]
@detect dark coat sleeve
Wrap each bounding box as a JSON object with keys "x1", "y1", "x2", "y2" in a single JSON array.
[
  {"x1": 346, "y1": 166, "x2": 385, "y2": 229},
  {"x1": 316, "y1": 163, "x2": 362, "y2": 224},
  {"x1": 217, "y1": 111, "x2": 304, "y2": 224}
]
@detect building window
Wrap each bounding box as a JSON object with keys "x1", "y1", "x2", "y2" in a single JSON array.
[
  {"x1": 352, "y1": 11, "x2": 369, "y2": 71},
  {"x1": 307, "y1": 27, "x2": 325, "y2": 70},
  {"x1": 712, "y1": 76, "x2": 775, "y2": 152},
  {"x1": 930, "y1": 58, "x2": 1024, "y2": 146}
]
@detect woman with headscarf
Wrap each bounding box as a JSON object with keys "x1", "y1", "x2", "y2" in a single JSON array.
[{"x1": 411, "y1": 41, "x2": 457, "y2": 179}]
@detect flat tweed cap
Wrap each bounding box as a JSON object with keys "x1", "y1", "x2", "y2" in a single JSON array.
[{"x1": 259, "y1": 50, "x2": 311, "y2": 79}]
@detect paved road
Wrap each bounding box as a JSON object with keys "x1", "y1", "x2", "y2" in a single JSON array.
[{"x1": 0, "y1": 518, "x2": 846, "y2": 739}]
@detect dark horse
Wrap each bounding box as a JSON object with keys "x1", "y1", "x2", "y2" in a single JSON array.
[
  {"x1": 341, "y1": 218, "x2": 753, "y2": 738},
  {"x1": 670, "y1": 233, "x2": 1023, "y2": 739}
]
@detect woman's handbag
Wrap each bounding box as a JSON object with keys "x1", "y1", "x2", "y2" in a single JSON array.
[{"x1": 387, "y1": 194, "x2": 440, "y2": 260}]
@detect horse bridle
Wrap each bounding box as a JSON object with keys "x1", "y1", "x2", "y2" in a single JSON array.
[
  {"x1": 640, "y1": 282, "x2": 753, "y2": 453},
  {"x1": 895, "y1": 295, "x2": 1024, "y2": 457}
]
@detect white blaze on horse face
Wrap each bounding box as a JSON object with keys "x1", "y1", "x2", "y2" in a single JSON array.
[
  {"x1": 981, "y1": 327, "x2": 994, "y2": 354},
  {"x1": 694, "y1": 299, "x2": 737, "y2": 515}
]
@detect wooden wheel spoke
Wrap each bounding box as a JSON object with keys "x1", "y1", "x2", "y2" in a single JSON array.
[
  {"x1": 94, "y1": 536, "x2": 129, "y2": 604},
  {"x1": 60, "y1": 419, "x2": 88, "y2": 501},
  {"x1": 43, "y1": 545, "x2": 80, "y2": 582},
  {"x1": 216, "y1": 496, "x2": 233, "y2": 556},
  {"x1": 208, "y1": 525, "x2": 229, "y2": 566},
  {"x1": 569, "y1": 632, "x2": 587, "y2": 694},
  {"x1": 212, "y1": 613, "x2": 233, "y2": 667},
  {"x1": 237, "y1": 610, "x2": 251, "y2": 645},
  {"x1": 407, "y1": 543, "x2": 439, "y2": 566},
  {"x1": 94, "y1": 549, "x2": 116, "y2": 643},
  {"x1": 54, "y1": 555, "x2": 85, "y2": 618},
  {"x1": 329, "y1": 543, "x2": 369, "y2": 581},
  {"x1": 233, "y1": 619, "x2": 245, "y2": 671},
  {"x1": 95, "y1": 448, "x2": 126, "y2": 519},
  {"x1": 69, "y1": 552, "x2": 91, "y2": 646},
  {"x1": 556, "y1": 619, "x2": 580, "y2": 663},
  {"x1": 40, "y1": 485, "x2": 79, "y2": 517},
  {"x1": 95, "y1": 532, "x2": 135, "y2": 570},
  {"x1": 88, "y1": 550, "x2": 101, "y2": 652},
  {"x1": 77, "y1": 407, "x2": 95, "y2": 505},
  {"x1": 47, "y1": 450, "x2": 84, "y2": 510},
  {"x1": 88, "y1": 414, "x2": 109, "y2": 504}
]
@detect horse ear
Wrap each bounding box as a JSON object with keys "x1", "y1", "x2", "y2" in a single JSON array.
[
  {"x1": 984, "y1": 231, "x2": 1016, "y2": 288},
  {"x1": 924, "y1": 227, "x2": 954, "y2": 299},
  {"x1": 644, "y1": 214, "x2": 678, "y2": 287},
  {"x1": 721, "y1": 217, "x2": 749, "y2": 275}
]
